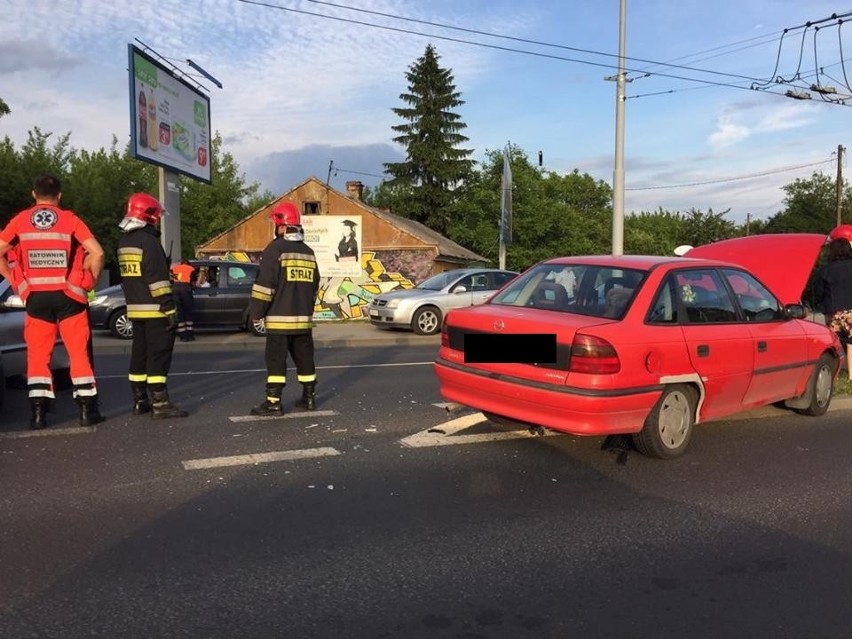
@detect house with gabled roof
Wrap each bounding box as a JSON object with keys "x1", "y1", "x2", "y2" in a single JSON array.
[{"x1": 195, "y1": 176, "x2": 488, "y2": 320}]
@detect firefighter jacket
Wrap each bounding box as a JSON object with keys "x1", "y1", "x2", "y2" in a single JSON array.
[
  {"x1": 0, "y1": 204, "x2": 95, "y2": 304},
  {"x1": 250, "y1": 236, "x2": 320, "y2": 334},
  {"x1": 118, "y1": 226, "x2": 176, "y2": 320}
]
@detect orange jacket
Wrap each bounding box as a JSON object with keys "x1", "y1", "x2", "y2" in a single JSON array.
[
  {"x1": 0, "y1": 204, "x2": 95, "y2": 303},
  {"x1": 171, "y1": 262, "x2": 195, "y2": 284}
]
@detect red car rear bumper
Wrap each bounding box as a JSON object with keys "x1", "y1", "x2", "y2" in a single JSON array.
[{"x1": 434, "y1": 359, "x2": 662, "y2": 436}]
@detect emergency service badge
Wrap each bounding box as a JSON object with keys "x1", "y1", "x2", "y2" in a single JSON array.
[{"x1": 31, "y1": 207, "x2": 58, "y2": 230}]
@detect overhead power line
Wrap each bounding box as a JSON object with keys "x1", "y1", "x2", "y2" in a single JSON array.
[
  {"x1": 625, "y1": 158, "x2": 833, "y2": 191},
  {"x1": 236, "y1": 0, "x2": 793, "y2": 93}
]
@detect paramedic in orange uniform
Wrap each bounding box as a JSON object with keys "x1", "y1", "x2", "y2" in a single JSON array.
[
  {"x1": 170, "y1": 259, "x2": 196, "y2": 341},
  {"x1": 0, "y1": 174, "x2": 106, "y2": 429}
]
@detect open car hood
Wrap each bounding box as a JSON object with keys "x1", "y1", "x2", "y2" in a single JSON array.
[{"x1": 685, "y1": 233, "x2": 826, "y2": 305}]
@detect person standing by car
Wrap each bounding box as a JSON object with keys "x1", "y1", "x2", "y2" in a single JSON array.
[
  {"x1": 0, "y1": 174, "x2": 105, "y2": 429},
  {"x1": 170, "y1": 258, "x2": 196, "y2": 342},
  {"x1": 815, "y1": 225, "x2": 852, "y2": 355},
  {"x1": 249, "y1": 201, "x2": 320, "y2": 415},
  {"x1": 118, "y1": 193, "x2": 187, "y2": 419}
]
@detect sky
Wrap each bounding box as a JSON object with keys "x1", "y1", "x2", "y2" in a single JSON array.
[{"x1": 3, "y1": 0, "x2": 852, "y2": 225}]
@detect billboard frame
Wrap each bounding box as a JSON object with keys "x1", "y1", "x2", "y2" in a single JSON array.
[{"x1": 127, "y1": 43, "x2": 212, "y2": 184}]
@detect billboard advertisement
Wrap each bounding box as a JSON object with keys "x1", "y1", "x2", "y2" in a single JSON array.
[
  {"x1": 128, "y1": 44, "x2": 211, "y2": 183},
  {"x1": 301, "y1": 215, "x2": 362, "y2": 278}
]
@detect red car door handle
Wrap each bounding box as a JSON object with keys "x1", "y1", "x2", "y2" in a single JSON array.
[
  {"x1": 697, "y1": 345, "x2": 709, "y2": 357},
  {"x1": 757, "y1": 341, "x2": 767, "y2": 352}
]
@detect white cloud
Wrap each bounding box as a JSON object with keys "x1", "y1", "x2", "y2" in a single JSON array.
[{"x1": 708, "y1": 111, "x2": 751, "y2": 148}]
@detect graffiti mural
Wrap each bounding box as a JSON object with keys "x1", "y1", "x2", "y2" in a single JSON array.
[
  {"x1": 314, "y1": 250, "x2": 416, "y2": 320},
  {"x1": 199, "y1": 249, "x2": 422, "y2": 321}
]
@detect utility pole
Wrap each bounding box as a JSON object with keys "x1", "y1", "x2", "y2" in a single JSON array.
[
  {"x1": 836, "y1": 144, "x2": 845, "y2": 226},
  {"x1": 611, "y1": 0, "x2": 627, "y2": 256}
]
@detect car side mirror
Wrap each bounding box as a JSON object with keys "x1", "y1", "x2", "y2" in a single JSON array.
[
  {"x1": 453, "y1": 285, "x2": 467, "y2": 294},
  {"x1": 784, "y1": 303, "x2": 806, "y2": 320}
]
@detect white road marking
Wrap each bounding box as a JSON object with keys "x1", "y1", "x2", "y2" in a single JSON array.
[
  {"x1": 97, "y1": 361, "x2": 435, "y2": 380},
  {"x1": 400, "y1": 413, "x2": 559, "y2": 448},
  {"x1": 0, "y1": 426, "x2": 96, "y2": 439},
  {"x1": 182, "y1": 446, "x2": 341, "y2": 470},
  {"x1": 229, "y1": 409, "x2": 339, "y2": 423}
]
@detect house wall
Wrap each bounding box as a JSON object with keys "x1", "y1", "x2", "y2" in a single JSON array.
[{"x1": 195, "y1": 178, "x2": 476, "y2": 320}]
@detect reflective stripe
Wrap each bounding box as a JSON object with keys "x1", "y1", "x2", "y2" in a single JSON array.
[
  {"x1": 129, "y1": 374, "x2": 147, "y2": 382},
  {"x1": 73, "y1": 388, "x2": 97, "y2": 397},
  {"x1": 67, "y1": 282, "x2": 86, "y2": 298},
  {"x1": 147, "y1": 376, "x2": 167, "y2": 384},
  {"x1": 297, "y1": 374, "x2": 317, "y2": 383},
  {"x1": 127, "y1": 304, "x2": 162, "y2": 312},
  {"x1": 266, "y1": 317, "x2": 313, "y2": 331},
  {"x1": 28, "y1": 276, "x2": 66, "y2": 285},
  {"x1": 266, "y1": 321, "x2": 313, "y2": 331},
  {"x1": 72, "y1": 376, "x2": 96, "y2": 385},
  {"x1": 19, "y1": 232, "x2": 72, "y2": 241},
  {"x1": 28, "y1": 377, "x2": 53, "y2": 385},
  {"x1": 267, "y1": 375, "x2": 286, "y2": 384},
  {"x1": 279, "y1": 252, "x2": 317, "y2": 262},
  {"x1": 127, "y1": 302, "x2": 166, "y2": 319},
  {"x1": 266, "y1": 315, "x2": 313, "y2": 323},
  {"x1": 28, "y1": 389, "x2": 55, "y2": 399},
  {"x1": 280, "y1": 258, "x2": 317, "y2": 268},
  {"x1": 118, "y1": 247, "x2": 144, "y2": 256},
  {"x1": 149, "y1": 280, "x2": 172, "y2": 295},
  {"x1": 251, "y1": 291, "x2": 273, "y2": 302},
  {"x1": 252, "y1": 284, "x2": 274, "y2": 296}
]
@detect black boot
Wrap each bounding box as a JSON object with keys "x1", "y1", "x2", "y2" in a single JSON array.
[
  {"x1": 251, "y1": 384, "x2": 284, "y2": 416},
  {"x1": 29, "y1": 397, "x2": 48, "y2": 430},
  {"x1": 151, "y1": 388, "x2": 188, "y2": 420},
  {"x1": 78, "y1": 395, "x2": 106, "y2": 427},
  {"x1": 295, "y1": 382, "x2": 317, "y2": 411},
  {"x1": 132, "y1": 383, "x2": 151, "y2": 415}
]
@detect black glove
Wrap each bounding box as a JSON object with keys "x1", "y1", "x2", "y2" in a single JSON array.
[{"x1": 165, "y1": 312, "x2": 178, "y2": 334}]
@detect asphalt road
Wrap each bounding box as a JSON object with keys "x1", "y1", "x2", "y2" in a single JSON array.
[{"x1": 2, "y1": 344, "x2": 852, "y2": 638}]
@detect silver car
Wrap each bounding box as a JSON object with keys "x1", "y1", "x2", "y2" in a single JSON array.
[
  {"x1": 369, "y1": 268, "x2": 518, "y2": 335},
  {"x1": 0, "y1": 278, "x2": 71, "y2": 411}
]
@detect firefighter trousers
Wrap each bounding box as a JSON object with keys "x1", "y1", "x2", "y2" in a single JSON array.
[
  {"x1": 174, "y1": 283, "x2": 195, "y2": 339},
  {"x1": 24, "y1": 291, "x2": 95, "y2": 400},
  {"x1": 128, "y1": 317, "x2": 176, "y2": 392},
  {"x1": 264, "y1": 333, "x2": 316, "y2": 387}
]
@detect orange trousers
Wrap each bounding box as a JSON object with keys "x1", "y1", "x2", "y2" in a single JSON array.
[{"x1": 25, "y1": 308, "x2": 95, "y2": 399}]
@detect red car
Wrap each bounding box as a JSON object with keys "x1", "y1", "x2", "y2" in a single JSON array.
[{"x1": 434, "y1": 234, "x2": 843, "y2": 459}]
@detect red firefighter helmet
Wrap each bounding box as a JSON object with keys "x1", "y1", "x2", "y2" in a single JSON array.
[
  {"x1": 125, "y1": 192, "x2": 164, "y2": 226},
  {"x1": 829, "y1": 224, "x2": 852, "y2": 243},
  {"x1": 270, "y1": 201, "x2": 301, "y2": 227}
]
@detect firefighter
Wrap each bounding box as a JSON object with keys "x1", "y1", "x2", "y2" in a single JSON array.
[
  {"x1": 117, "y1": 193, "x2": 188, "y2": 419},
  {"x1": 170, "y1": 258, "x2": 196, "y2": 341},
  {"x1": 0, "y1": 174, "x2": 105, "y2": 429},
  {"x1": 249, "y1": 201, "x2": 320, "y2": 414}
]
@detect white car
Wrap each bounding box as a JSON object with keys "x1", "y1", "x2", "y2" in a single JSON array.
[
  {"x1": 368, "y1": 268, "x2": 518, "y2": 335},
  {"x1": 0, "y1": 278, "x2": 70, "y2": 411}
]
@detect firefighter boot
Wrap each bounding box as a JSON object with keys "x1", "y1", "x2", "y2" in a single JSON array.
[
  {"x1": 77, "y1": 395, "x2": 106, "y2": 427},
  {"x1": 151, "y1": 389, "x2": 189, "y2": 420},
  {"x1": 29, "y1": 397, "x2": 48, "y2": 430},
  {"x1": 251, "y1": 385, "x2": 284, "y2": 416},
  {"x1": 131, "y1": 383, "x2": 151, "y2": 415},
  {"x1": 295, "y1": 382, "x2": 317, "y2": 411}
]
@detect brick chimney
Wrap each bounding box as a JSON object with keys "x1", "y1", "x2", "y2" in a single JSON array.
[{"x1": 346, "y1": 180, "x2": 364, "y2": 200}]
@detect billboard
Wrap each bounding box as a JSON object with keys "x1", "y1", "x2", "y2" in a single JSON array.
[
  {"x1": 301, "y1": 215, "x2": 362, "y2": 278},
  {"x1": 128, "y1": 44, "x2": 211, "y2": 183}
]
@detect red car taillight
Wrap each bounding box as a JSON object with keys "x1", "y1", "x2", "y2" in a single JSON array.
[
  {"x1": 569, "y1": 335, "x2": 620, "y2": 374},
  {"x1": 440, "y1": 317, "x2": 449, "y2": 347}
]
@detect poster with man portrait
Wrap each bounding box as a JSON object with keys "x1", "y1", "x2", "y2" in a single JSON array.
[{"x1": 301, "y1": 215, "x2": 362, "y2": 277}]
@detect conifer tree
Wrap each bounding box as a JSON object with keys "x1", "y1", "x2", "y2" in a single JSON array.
[{"x1": 383, "y1": 44, "x2": 473, "y2": 235}]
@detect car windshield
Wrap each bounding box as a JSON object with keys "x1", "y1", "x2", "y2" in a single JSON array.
[
  {"x1": 489, "y1": 263, "x2": 647, "y2": 319},
  {"x1": 416, "y1": 271, "x2": 471, "y2": 291}
]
